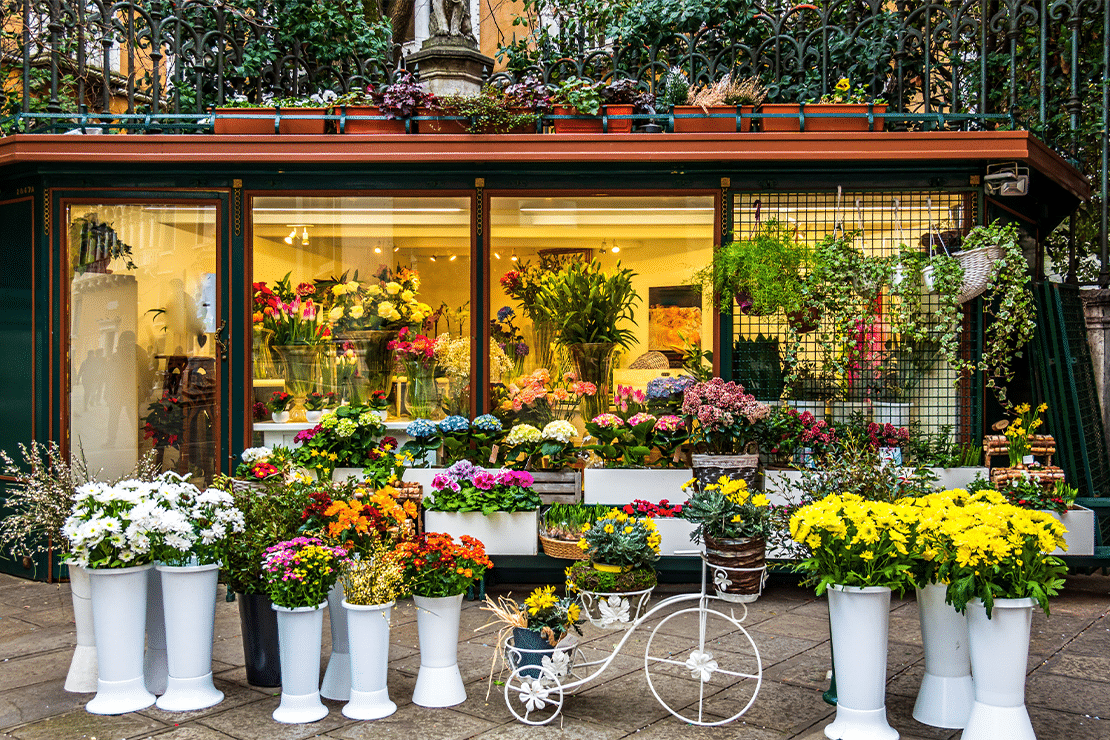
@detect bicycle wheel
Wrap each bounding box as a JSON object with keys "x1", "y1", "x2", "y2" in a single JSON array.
[
  {"x1": 504, "y1": 664, "x2": 565, "y2": 726},
  {"x1": 643, "y1": 606, "x2": 762, "y2": 726}
]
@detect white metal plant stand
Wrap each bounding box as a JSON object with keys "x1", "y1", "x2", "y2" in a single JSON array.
[{"x1": 501, "y1": 551, "x2": 764, "y2": 726}]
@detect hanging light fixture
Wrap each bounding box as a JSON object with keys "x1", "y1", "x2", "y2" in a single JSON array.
[
  {"x1": 301, "y1": 227, "x2": 309, "y2": 246},
  {"x1": 284, "y1": 228, "x2": 296, "y2": 245},
  {"x1": 449, "y1": 254, "x2": 457, "y2": 261}
]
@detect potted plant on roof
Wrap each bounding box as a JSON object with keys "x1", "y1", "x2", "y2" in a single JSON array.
[
  {"x1": 335, "y1": 72, "x2": 430, "y2": 134},
  {"x1": 338, "y1": 542, "x2": 408, "y2": 719},
  {"x1": 396, "y1": 532, "x2": 492, "y2": 707},
  {"x1": 681, "y1": 476, "x2": 771, "y2": 601},
  {"x1": 550, "y1": 77, "x2": 604, "y2": 134},
  {"x1": 480, "y1": 585, "x2": 583, "y2": 680},
  {"x1": 211, "y1": 94, "x2": 278, "y2": 135},
  {"x1": 567, "y1": 508, "x2": 661, "y2": 629},
  {"x1": 261, "y1": 536, "x2": 350, "y2": 723},
  {"x1": 789, "y1": 493, "x2": 918, "y2": 740},
  {"x1": 430, "y1": 87, "x2": 540, "y2": 134},
  {"x1": 598, "y1": 78, "x2": 653, "y2": 133},
  {"x1": 682, "y1": 377, "x2": 772, "y2": 492},
  {"x1": 803, "y1": 77, "x2": 888, "y2": 132},
  {"x1": 533, "y1": 260, "x2": 641, "y2": 421},
  {"x1": 675, "y1": 73, "x2": 765, "y2": 133},
  {"x1": 423, "y1": 461, "x2": 542, "y2": 555},
  {"x1": 270, "y1": 91, "x2": 337, "y2": 134}
]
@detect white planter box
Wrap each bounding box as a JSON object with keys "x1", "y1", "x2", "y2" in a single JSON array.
[
  {"x1": 332, "y1": 468, "x2": 365, "y2": 482},
  {"x1": 583, "y1": 468, "x2": 693, "y2": 506},
  {"x1": 1049, "y1": 505, "x2": 1095, "y2": 556},
  {"x1": 647, "y1": 518, "x2": 700, "y2": 556},
  {"x1": 400, "y1": 467, "x2": 442, "y2": 492},
  {"x1": 929, "y1": 467, "x2": 989, "y2": 490},
  {"x1": 424, "y1": 511, "x2": 539, "y2": 556}
]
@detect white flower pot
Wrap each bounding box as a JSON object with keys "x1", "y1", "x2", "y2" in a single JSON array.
[
  {"x1": 962, "y1": 597, "x2": 1037, "y2": 740},
  {"x1": 320, "y1": 582, "x2": 351, "y2": 701},
  {"x1": 271, "y1": 410, "x2": 290, "y2": 423},
  {"x1": 272, "y1": 602, "x2": 329, "y2": 724},
  {"x1": 1048, "y1": 505, "x2": 1095, "y2": 556},
  {"x1": 872, "y1": 402, "x2": 912, "y2": 428},
  {"x1": 424, "y1": 510, "x2": 539, "y2": 555},
  {"x1": 830, "y1": 401, "x2": 869, "y2": 425},
  {"x1": 144, "y1": 566, "x2": 168, "y2": 696},
  {"x1": 342, "y1": 600, "x2": 396, "y2": 720},
  {"x1": 581, "y1": 468, "x2": 694, "y2": 506},
  {"x1": 155, "y1": 564, "x2": 224, "y2": 711},
  {"x1": 648, "y1": 517, "x2": 700, "y2": 555},
  {"x1": 929, "y1": 467, "x2": 989, "y2": 491},
  {"x1": 64, "y1": 563, "x2": 98, "y2": 693},
  {"x1": 913, "y1": 583, "x2": 973, "y2": 729},
  {"x1": 824, "y1": 584, "x2": 898, "y2": 740},
  {"x1": 85, "y1": 564, "x2": 157, "y2": 715},
  {"x1": 305, "y1": 410, "x2": 323, "y2": 423},
  {"x1": 412, "y1": 593, "x2": 466, "y2": 708}
]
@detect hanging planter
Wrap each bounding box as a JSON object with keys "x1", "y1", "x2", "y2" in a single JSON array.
[
  {"x1": 64, "y1": 563, "x2": 98, "y2": 694},
  {"x1": 913, "y1": 583, "x2": 974, "y2": 729},
  {"x1": 412, "y1": 593, "x2": 468, "y2": 707},
  {"x1": 85, "y1": 564, "x2": 158, "y2": 715},
  {"x1": 702, "y1": 535, "x2": 766, "y2": 603},
  {"x1": 156, "y1": 563, "x2": 224, "y2": 711},
  {"x1": 962, "y1": 597, "x2": 1037, "y2": 740}
]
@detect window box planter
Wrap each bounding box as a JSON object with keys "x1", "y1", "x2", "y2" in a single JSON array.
[
  {"x1": 1048, "y1": 505, "x2": 1095, "y2": 556},
  {"x1": 803, "y1": 103, "x2": 887, "y2": 132},
  {"x1": 672, "y1": 105, "x2": 751, "y2": 133},
  {"x1": 646, "y1": 517, "x2": 700, "y2": 556},
  {"x1": 415, "y1": 108, "x2": 468, "y2": 134},
  {"x1": 928, "y1": 467, "x2": 988, "y2": 490},
  {"x1": 274, "y1": 108, "x2": 327, "y2": 135},
  {"x1": 212, "y1": 108, "x2": 277, "y2": 135},
  {"x1": 552, "y1": 105, "x2": 602, "y2": 134},
  {"x1": 341, "y1": 106, "x2": 406, "y2": 134},
  {"x1": 582, "y1": 467, "x2": 694, "y2": 506},
  {"x1": 759, "y1": 103, "x2": 802, "y2": 132},
  {"x1": 603, "y1": 104, "x2": 635, "y2": 133},
  {"x1": 424, "y1": 510, "x2": 539, "y2": 555}
]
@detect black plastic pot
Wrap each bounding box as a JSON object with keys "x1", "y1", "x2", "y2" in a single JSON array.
[{"x1": 236, "y1": 591, "x2": 281, "y2": 687}]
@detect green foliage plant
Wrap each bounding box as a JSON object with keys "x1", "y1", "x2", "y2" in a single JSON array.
[
  {"x1": 434, "y1": 89, "x2": 539, "y2": 133},
  {"x1": 533, "y1": 260, "x2": 641, "y2": 349},
  {"x1": 693, "y1": 219, "x2": 811, "y2": 315},
  {"x1": 541, "y1": 503, "x2": 602, "y2": 541},
  {"x1": 659, "y1": 67, "x2": 690, "y2": 108},
  {"x1": 551, "y1": 77, "x2": 603, "y2": 115}
]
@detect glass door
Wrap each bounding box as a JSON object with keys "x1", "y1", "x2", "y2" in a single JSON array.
[{"x1": 66, "y1": 200, "x2": 224, "y2": 484}]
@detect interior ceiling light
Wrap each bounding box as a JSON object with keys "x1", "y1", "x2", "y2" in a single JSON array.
[
  {"x1": 393, "y1": 246, "x2": 400, "y2": 252},
  {"x1": 374, "y1": 246, "x2": 382, "y2": 254},
  {"x1": 429, "y1": 255, "x2": 437, "y2": 262},
  {"x1": 284, "y1": 228, "x2": 296, "y2": 245},
  {"x1": 611, "y1": 245, "x2": 620, "y2": 253},
  {"x1": 301, "y1": 227, "x2": 309, "y2": 246},
  {"x1": 449, "y1": 255, "x2": 457, "y2": 261},
  {"x1": 493, "y1": 252, "x2": 502, "y2": 260}
]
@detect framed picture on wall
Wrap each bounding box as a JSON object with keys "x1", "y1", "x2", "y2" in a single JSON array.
[{"x1": 648, "y1": 286, "x2": 702, "y2": 367}]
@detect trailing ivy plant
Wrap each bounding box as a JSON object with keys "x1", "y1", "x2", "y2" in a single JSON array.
[
  {"x1": 434, "y1": 90, "x2": 538, "y2": 133},
  {"x1": 927, "y1": 252, "x2": 967, "y2": 379}
]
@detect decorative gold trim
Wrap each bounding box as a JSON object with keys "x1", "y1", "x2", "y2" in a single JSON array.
[
  {"x1": 475, "y1": 182, "x2": 484, "y2": 237},
  {"x1": 720, "y1": 177, "x2": 731, "y2": 188},
  {"x1": 233, "y1": 180, "x2": 242, "y2": 236},
  {"x1": 43, "y1": 190, "x2": 50, "y2": 234}
]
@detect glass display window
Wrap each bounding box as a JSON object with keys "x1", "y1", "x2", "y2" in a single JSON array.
[
  {"x1": 488, "y1": 194, "x2": 716, "y2": 428},
  {"x1": 250, "y1": 195, "x2": 472, "y2": 441}
]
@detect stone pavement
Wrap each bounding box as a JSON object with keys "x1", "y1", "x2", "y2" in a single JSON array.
[{"x1": 0, "y1": 572, "x2": 1108, "y2": 740}]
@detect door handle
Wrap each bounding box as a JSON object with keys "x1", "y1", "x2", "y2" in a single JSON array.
[{"x1": 214, "y1": 320, "x2": 227, "y2": 361}]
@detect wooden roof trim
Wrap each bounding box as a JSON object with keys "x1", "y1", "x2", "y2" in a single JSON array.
[{"x1": 0, "y1": 130, "x2": 1088, "y2": 199}]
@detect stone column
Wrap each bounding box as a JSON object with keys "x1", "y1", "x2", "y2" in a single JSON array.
[
  {"x1": 1081, "y1": 288, "x2": 1110, "y2": 455},
  {"x1": 414, "y1": 0, "x2": 430, "y2": 45}
]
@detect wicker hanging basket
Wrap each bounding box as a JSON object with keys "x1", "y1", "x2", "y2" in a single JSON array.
[{"x1": 922, "y1": 244, "x2": 1002, "y2": 304}]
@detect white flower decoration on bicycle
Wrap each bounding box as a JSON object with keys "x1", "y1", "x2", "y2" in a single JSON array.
[
  {"x1": 685, "y1": 649, "x2": 719, "y2": 682},
  {"x1": 713, "y1": 569, "x2": 732, "y2": 590},
  {"x1": 542, "y1": 649, "x2": 570, "y2": 678},
  {"x1": 518, "y1": 678, "x2": 550, "y2": 712},
  {"x1": 598, "y1": 595, "x2": 630, "y2": 626}
]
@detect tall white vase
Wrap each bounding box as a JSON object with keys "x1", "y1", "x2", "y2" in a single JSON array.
[
  {"x1": 962, "y1": 597, "x2": 1037, "y2": 740},
  {"x1": 342, "y1": 600, "x2": 396, "y2": 720},
  {"x1": 273, "y1": 602, "x2": 329, "y2": 724},
  {"x1": 85, "y1": 564, "x2": 157, "y2": 715},
  {"x1": 412, "y1": 593, "x2": 466, "y2": 708},
  {"x1": 824, "y1": 584, "x2": 899, "y2": 740},
  {"x1": 156, "y1": 563, "x2": 224, "y2": 711},
  {"x1": 64, "y1": 563, "x2": 98, "y2": 693},
  {"x1": 320, "y1": 582, "x2": 351, "y2": 701},
  {"x1": 913, "y1": 583, "x2": 974, "y2": 728},
  {"x1": 144, "y1": 566, "x2": 168, "y2": 695}
]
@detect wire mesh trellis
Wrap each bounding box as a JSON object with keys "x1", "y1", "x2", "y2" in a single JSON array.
[{"x1": 730, "y1": 189, "x2": 981, "y2": 451}]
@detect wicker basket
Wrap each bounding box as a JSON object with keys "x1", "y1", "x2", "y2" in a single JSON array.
[
  {"x1": 230, "y1": 478, "x2": 268, "y2": 494},
  {"x1": 540, "y1": 534, "x2": 588, "y2": 560},
  {"x1": 922, "y1": 244, "x2": 1002, "y2": 304}
]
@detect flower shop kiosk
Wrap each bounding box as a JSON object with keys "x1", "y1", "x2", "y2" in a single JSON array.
[{"x1": 0, "y1": 127, "x2": 1094, "y2": 581}]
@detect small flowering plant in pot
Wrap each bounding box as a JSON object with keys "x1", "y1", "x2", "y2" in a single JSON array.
[
  {"x1": 303, "y1": 484, "x2": 418, "y2": 557},
  {"x1": 396, "y1": 532, "x2": 492, "y2": 598},
  {"x1": 438, "y1": 415, "x2": 472, "y2": 465},
  {"x1": 304, "y1": 391, "x2": 335, "y2": 412},
  {"x1": 235, "y1": 445, "x2": 295, "y2": 483},
  {"x1": 583, "y1": 413, "x2": 627, "y2": 466},
  {"x1": 994, "y1": 476, "x2": 1071, "y2": 514},
  {"x1": 502, "y1": 423, "x2": 542, "y2": 466},
  {"x1": 467, "y1": 414, "x2": 507, "y2": 465},
  {"x1": 267, "y1": 391, "x2": 293, "y2": 415},
  {"x1": 681, "y1": 476, "x2": 771, "y2": 601},
  {"x1": 400, "y1": 418, "x2": 442, "y2": 465},
  {"x1": 682, "y1": 379, "x2": 771, "y2": 455},
  {"x1": 294, "y1": 404, "x2": 387, "y2": 475},
  {"x1": 577, "y1": 508, "x2": 661, "y2": 571},
  {"x1": 261, "y1": 536, "x2": 352, "y2": 609},
  {"x1": 427, "y1": 461, "x2": 541, "y2": 515},
  {"x1": 351, "y1": 438, "x2": 413, "y2": 488},
  {"x1": 480, "y1": 585, "x2": 583, "y2": 679},
  {"x1": 652, "y1": 414, "x2": 689, "y2": 467},
  {"x1": 568, "y1": 509, "x2": 660, "y2": 628},
  {"x1": 63, "y1": 479, "x2": 167, "y2": 569}
]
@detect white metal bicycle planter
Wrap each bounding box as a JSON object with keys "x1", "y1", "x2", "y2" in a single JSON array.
[{"x1": 501, "y1": 551, "x2": 764, "y2": 726}]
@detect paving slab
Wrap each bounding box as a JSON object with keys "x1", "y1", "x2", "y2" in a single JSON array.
[{"x1": 325, "y1": 703, "x2": 500, "y2": 740}]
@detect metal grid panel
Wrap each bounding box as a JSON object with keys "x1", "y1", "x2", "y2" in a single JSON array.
[{"x1": 731, "y1": 190, "x2": 979, "y2": 446}]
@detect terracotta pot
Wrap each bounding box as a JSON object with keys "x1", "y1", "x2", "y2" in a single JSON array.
[
  {"x1": 672, "y1": 105, "x2": 752, "y2": 133},
  {"x1": 506, "y1": 107, "x2": 540, "y2": 134},
  {"x1": 552, "y1": 105, "x2": 603, "y2": 134},
  {"x1": 342, "y1": 105, "x2": 406, "y2": 134},
  {"x1": 803, "y1": 103, "x2": 887, "y2": 132},
  {"x1": 415, "y1": 107, "x2": 468, "y2": 134},
  {"x1": 212, "y1": 107, "x2": 277, "y2": 135},
  {"x1": 603, "y1": 104, "x2": 635, "y2": 133},
  {"x1": 759, "y1": 103, "x2": 802, "y2": 132},
  {"x1": 276, "y1": 107, "x2": 327, "y2": 135}
]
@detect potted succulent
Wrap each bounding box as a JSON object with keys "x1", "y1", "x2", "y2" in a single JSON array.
[
  {"x1": 480, "y1": 586, "x2": 583, "y2": 680},
  {"x1": 532, "y1": 260, "x2": 641, "y2": 420},
  {"x1": 423, "y1": 461, "x2": 542, "y2": 554},
  {"x1": 680, "y1": 477, "x2": 771, "y2": 601},
  {"x1": 395, "y1": 533, "x2": 492, "y2": 707},
  {"x1": 802, "y1": 77, "x2": 888, "y2": 132},
  {"x1": 567, "y1": 508, "x2": 661, "y2": 629},
  {"x1": 261, "y1": 536, "x2": 351, "y2": 723},
  {"x1": 550, "y1": 77, "x2": 604, "y2": 133},
  {"x1": 675, "y1": 74, "x2": 765, "y2": 133}
]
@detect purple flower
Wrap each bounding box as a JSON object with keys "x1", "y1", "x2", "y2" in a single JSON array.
[
  {"x1": 497, "y1": 306, "x2": 514, "y2": 322},
  {"x1": 515, "y1": 341, "x2": 530, "y2": 357},
  {"x1": 445, "y1": 460, "x2": 480, "y2": 481}
]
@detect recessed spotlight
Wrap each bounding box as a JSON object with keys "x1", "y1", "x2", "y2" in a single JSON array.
[
  {"x1": 510, "y1": 255, "x2": 518, "y2": 262},
  {"x1": 611, "y1": 246, "x2": 620, "y2": 254},
  {"x1": 449, "y1": 255, "x2": 457, "y2": 261},
  {"x1": 374, "y1": 247, "x2": 382, "y2": 254},
  {"x1": 284, "y1": 228, "x2": 295, "y2": 245},
  {"x1": 429, "y1": 255, "x2": 437, "y2": 262},
  {"x1": 494, "y1": 252, "x2": 502, "y2": 260}
]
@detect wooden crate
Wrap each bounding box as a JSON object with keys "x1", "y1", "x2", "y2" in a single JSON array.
[
  {"x1": 394, "y1": 481, "x2": 423, "y2": 535},
  {"x1": 983, "y1": 434, "x2": 1056, "y2": 467},
  {"x1": 990, "y1": 465, "x2": 1065, "y2": 488},
  {"x1": 531, "y1": 469, "x2": 582, "y2": 504}
]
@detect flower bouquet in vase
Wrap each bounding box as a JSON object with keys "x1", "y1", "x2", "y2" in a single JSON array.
[
  {"x1": 396, "y1": 533, "x2": 492, "y2": 707},
  {"x1": 568, "y1": 508, "x2": 660, "y2": 629},
  {"x1": 261, "y1": 536, "x2": 351, "y2": 723},
  {"x1": 389, "y1": 327, "x2": 440, "y2": 419},
  {"x1": 789, "y1": 493, "x2": 918, "y2": 740},
  {"x1": 256, "y1": 279, "x2": 331, "y2": 420},
  {"x1": 480, "y1": 585, "x2": 583, "y2": 680},
  {"x1": 681, "y1": 476, "x2": 771, "y2": 602}
]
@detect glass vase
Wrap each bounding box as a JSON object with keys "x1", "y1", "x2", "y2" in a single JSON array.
[
  {"x1": 252, "y1": 328, "x2": 278, "y2": 379},
  {"x1": 405, "y1": 362, "x2": 440, "y2": 420},
  {"x1": 273, "y1": 344, "x2": 322, "y2": 420},
  {"x1": 532, "y1": 317, "x2": 558, "y2": 373},
  {"x1": 569, "y1": 342, "x2": 616, "y2": 421},
  {"x1": 340, "y1": 329, "x2": 399, "y2": 401}
]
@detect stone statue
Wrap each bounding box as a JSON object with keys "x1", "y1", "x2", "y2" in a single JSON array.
[{"x1": 429, "y1": 0, "x2": 473, "y2": 42}]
